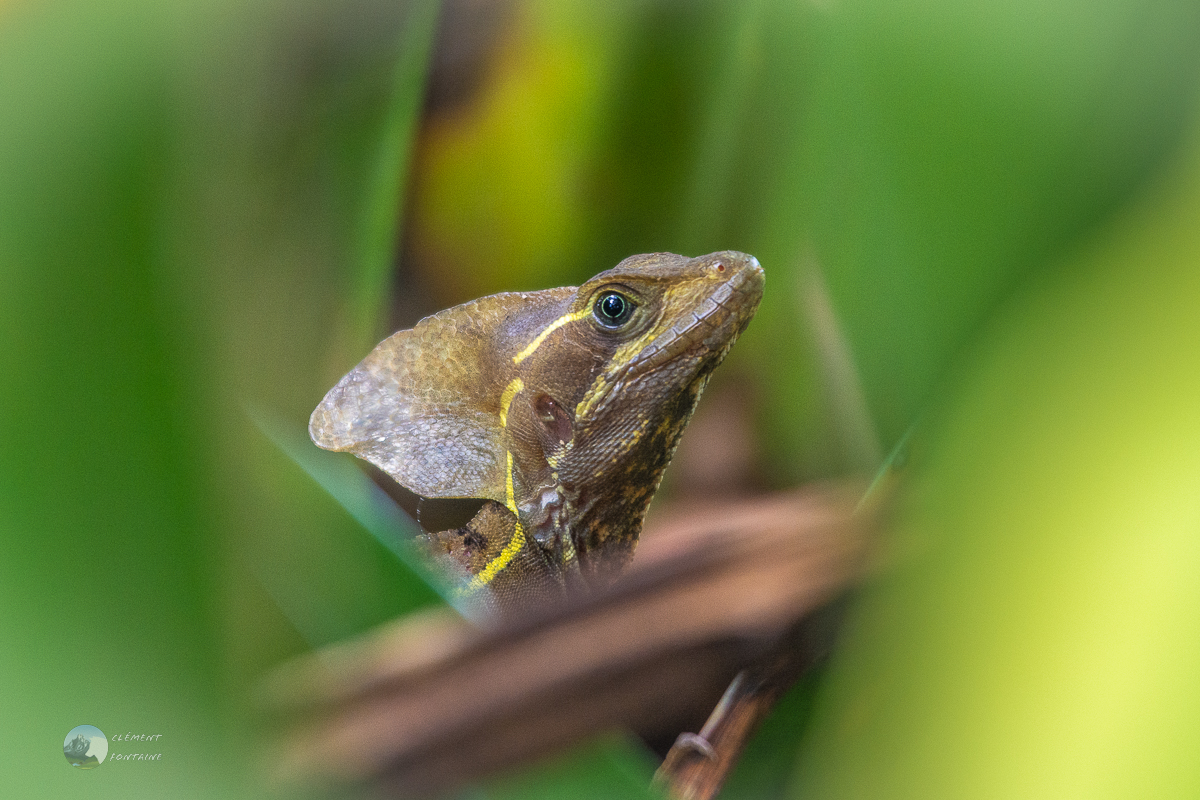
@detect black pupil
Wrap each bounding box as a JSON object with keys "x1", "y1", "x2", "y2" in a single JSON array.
[{"x1": 595, "y1": 292, "x2": 631, "y2": 326}]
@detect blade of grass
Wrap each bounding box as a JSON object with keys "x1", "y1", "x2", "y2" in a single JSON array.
[
  {"x1": 345, "y1": 0, "x2": 441, "y2": 352},
  {"x1": 247, "y1": 406, "x2": 471, "y2": 617}
]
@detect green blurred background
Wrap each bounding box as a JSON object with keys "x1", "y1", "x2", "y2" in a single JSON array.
[{"x1": 2, "y1": 0, "x2": 1199, "y2": 797}]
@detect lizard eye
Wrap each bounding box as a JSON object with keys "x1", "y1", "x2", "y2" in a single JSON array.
[{"x1": 593, "y1": 291, "x2": 635, "y2": 328}]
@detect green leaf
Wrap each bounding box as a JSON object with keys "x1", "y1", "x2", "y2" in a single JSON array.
[{"x1": 791, "y1": 91, "x2": 1200, "y2": 800}]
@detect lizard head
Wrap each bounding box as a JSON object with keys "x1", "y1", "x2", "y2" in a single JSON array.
[{"x1": 531, "y1": 251, "x2": 763, "y2": 582}]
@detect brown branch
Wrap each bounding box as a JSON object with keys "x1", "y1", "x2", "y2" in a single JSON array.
[
  {"x1": 259, "y1": 486, "x2": 866, "y2": 798},
  {"x1": 653, "y1": 606, "x2": 843, "y2": 800}
]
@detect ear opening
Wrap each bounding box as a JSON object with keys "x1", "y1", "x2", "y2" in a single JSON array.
[{"x1": 533, "y1": 393, "x2": 574, "y2": 444}]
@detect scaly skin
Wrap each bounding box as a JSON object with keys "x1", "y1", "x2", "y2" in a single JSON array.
[{"x1": 311, "y1": 251, "x2": 764, "y2": 616}]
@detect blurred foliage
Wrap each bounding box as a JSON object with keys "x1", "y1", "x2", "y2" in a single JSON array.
[
  {"x1": 792, "y1": 111, "x2": 1200, "y2": 800},
  {"x1": 482, "y1": 735, "x2": 663, "y2": 800},
  {"x1": 2, "y1": 0, "x2": 1199, "y2": 797},
  {"x1": 0, "y1": 0, "x2": 440, "y2": 796}
]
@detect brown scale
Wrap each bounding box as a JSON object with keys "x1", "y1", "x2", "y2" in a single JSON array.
[
  {"x1": 311, "y1": 251, "x2": 764, "y2": 619},
  {"x1": 418, "y1": 501, "x2": 565, "y2": 617}
]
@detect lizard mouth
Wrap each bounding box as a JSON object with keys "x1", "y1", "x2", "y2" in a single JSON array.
[{"x1": 621, "y1": 254, "x2": 764, "y2": 384}]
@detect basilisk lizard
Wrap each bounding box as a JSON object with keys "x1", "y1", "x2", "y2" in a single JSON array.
[{"x1": 310, "y1": 250, "x2": 763, "y2": 617}]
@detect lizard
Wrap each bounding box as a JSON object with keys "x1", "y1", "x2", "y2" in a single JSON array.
[{"x1": 309, "y1": 250, "x2": 763, "y2": 617}]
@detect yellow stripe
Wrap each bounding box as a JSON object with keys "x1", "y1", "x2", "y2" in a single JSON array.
[
  {"x1": 499, "y1": 377, "x2": 524, "y2": 427},
  {"x1": 460, "y1": 451, "x2": 525, "y2": 593},
  {"x1": 512, "y1": 308, "x2": 591, "y2": 364},
  {"x1": 575, "y1": 372, "x2": 608, "y2": 420},
  {"x1": 460, "y1": 378, "x2": 527, "y2": 596},
  {"x1": 504, "y1": 449, "x2": 519, "y2": 514}
]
